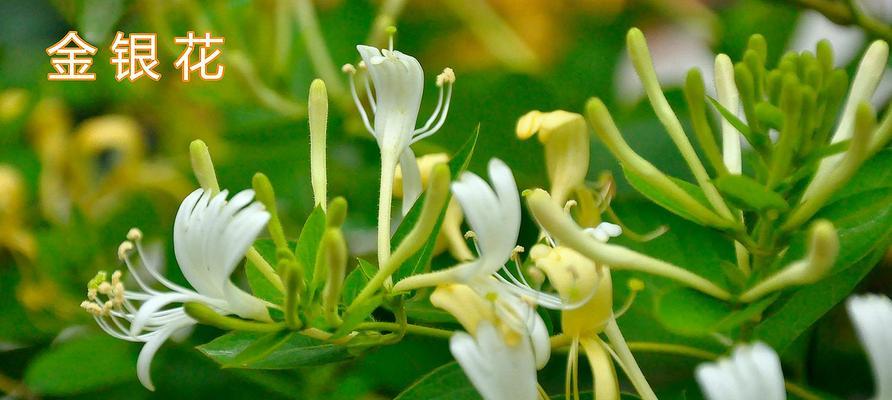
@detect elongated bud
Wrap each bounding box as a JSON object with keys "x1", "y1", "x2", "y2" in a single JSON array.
[
  {"x1": 525, "y1": 188, "x2": 731, "y2": 300},
  {"x1": 309, "y1": 79, "x2": 329, "y2": 210},
  {"x1": 715, "y1": 54, "x2": 742, "y2": 174},
  {"x1": 189, "y1": 140, "x2": 219, "y2": 194},
  {"x1": 391, "y1": 163, "x2": 451, "y2": 265},
  {"x1": 282, "y1": 258, "x2": 303, "y2": 329},
  {"x1": 787, "y1": 102, "x2": 874, "y2": 230},
  {"x1": 739, "y1": 220, "x2": 838, "y2": 302},
  {"x1": 326, "y1": 197, "x2": 347, "y2": 228},
  {"x1": 252, "y1": 173, "x2": 288, "y2": 251},
  {"x1": 585, "y1": 98, "x2": 733, "y2": 229},
  {"x1": 184, "y1": 302, "x2": 284, "y2": 332},
  {"x1": 684, "y1": 69, "x2": 726, "y2": 177},
  {"x1": 322, "y1": 229, "x2": 347, "y2": 326}
]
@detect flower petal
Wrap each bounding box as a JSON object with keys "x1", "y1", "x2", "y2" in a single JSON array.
[{"x1": 847, "y1": 294, "x2": 892, "y2": 400}]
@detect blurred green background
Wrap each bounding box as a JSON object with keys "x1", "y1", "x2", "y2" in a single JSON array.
[{"x1": 0, "y1": 0, "x2": 889, "y2": 398}]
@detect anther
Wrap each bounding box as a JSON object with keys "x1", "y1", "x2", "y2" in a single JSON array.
[
  {"x1": 436, "y1": 68, "x2": 456, "y2": 87},
  {"x1": 341, "y1": 63, "x2": 356, "y2": 74},
  {"x1": 117, "y1": 241, "x2": 134, "y2": 261},
  {"x1": 127, "y1": 228, "x2": 143, "y2": 242}
]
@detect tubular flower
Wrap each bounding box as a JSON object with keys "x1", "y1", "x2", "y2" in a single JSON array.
[
  {"x1": 695, "y1": 342, "x2": 786, "y2": 400},
  {"x1": 344, "y1": 42, "x2": 456, "y2": 213},
  {"x1": 847, "y1": 294, "x2": 892, "y2": 400},
  {"x1": 516, "y1": 110, "x2": 589, "y2": 207},
  {"x1": 431, "y1": 283, "x2": 550, "y2": 400},
  {"x1": 81, "y1": 188, "x2": 271, "y2": 390}
]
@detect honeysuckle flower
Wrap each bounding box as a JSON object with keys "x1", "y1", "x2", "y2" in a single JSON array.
[
  {"x1": 847, "y1": 293, "x2": 892, "y2": 400},
  {"x1": 695, "y1": 342, "x2": 786, "y2": 400},
  {"x1": 395, "y1": 153, "x2": 473, "y2": 261},
  {"x1": 516, "y1": 110, "x2": 589, "y2": 207},
  {"x1": 393, "y1": 158, "x2": 574, "y2": 310},
  {"x1": 450, "y1": 322, "x2": 539, "y2": 400},
  {"x1": 431, "y1": 283, "x2": 550, "y2": 400},
  {"x1": 81, "y1": 188, "x2": 271, "y2": 390},
  {"x1": 343, "y1": 38, "x2": 455, "y2": 266}
]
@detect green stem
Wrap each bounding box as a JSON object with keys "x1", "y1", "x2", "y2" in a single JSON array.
[
  {"x1": 377, "y1": 153, "x2": 397, "y2": 280},
  {"x1": 355, "y1": 322, "x2": 454, "y2": 339},
  {"x1": 605, "y1": 319, "x2": 657, "y2": 400},
  {"x1": 246, "y1": 248, "x2": 285, "y2": 293}
]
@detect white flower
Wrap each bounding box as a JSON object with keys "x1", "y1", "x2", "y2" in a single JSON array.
[
  {"x1": 82, "y1": 188, "x2": 271, "y2": 390},
  {"x1": 450, "y1": 321, "x2": 539, "y2": 400},
  {"x1": 695, "y1": 342, "x2": 786, "y2": 400},
  {"x1": 847, "y1": 294, "x2": 892, "y2": 400},
  {"x1": 345, "y1": 43, "x2": 455, "y2": 212}
]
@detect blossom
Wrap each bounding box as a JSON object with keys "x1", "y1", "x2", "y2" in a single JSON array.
[
  {"x1": 516, "y1": 110, "x2": 589, "y2": 207},
  {"x1": 450, "y1": 322, "x2": 539, "y2": 400},
  {"x1": 344, "y1": 42, "x2": 455, "y2": 212},
  {"x1": 431, "y1": 283, "x2": 550, "y2": 400},
  {"x1": 695, "y1": 342, "x2": 786, "y2": 400},
  {"x1": 81, "y1": 188, "x2": 271, "y2": 390},
  {"x1": 847, "y1": 293, "x2": 892, "y2": 400}
]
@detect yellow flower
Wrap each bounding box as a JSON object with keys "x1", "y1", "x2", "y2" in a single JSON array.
[{"x1": 516, "y1": 110, "x2": 588, "y2": 206}]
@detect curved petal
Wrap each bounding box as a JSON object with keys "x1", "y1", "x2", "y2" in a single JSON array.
[
  {"x1": 695, "y1": 342, "x2": 786, "y2": 400},
  {"x1": 173, "y1": 189, "x2": 269, "y2": 298},
  {"x1": 130, "y1": 292, "x2": 204, "y2": 336},
  {"x1": 450, "y1": 158, "x2": 520, "y2": 277},
  {"x1": 136, "y1": 317, "x2": 196, "y2": 391},
  {"x1": 847, "y1": 294, "x2": 892, "y2": 399},
  {"x1": 399, "y1": 147, "x2": 423, "y2": 216},
  {"x1": 222, "y1": 281, "x2": 271, "y2": 322}
]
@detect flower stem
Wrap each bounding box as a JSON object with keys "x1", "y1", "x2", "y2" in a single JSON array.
[
  {"x1": 355, "y1": 321, "x2": 453, "y2": 339},
  {"x1": 377, "y1": 154, "x2": 397, "y2": 283},
  {"x1": 605, "y1": 318, "x2": 657, "y2": 400}
]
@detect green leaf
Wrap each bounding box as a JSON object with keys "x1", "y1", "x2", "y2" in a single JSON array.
[
  {"x1": 654, "y1": 287, "x2": 776, "y2": 336},
  {"x1": 392, "y1": 127, "x2": 479, "y2": 281},
  {"x1": 222, "y1": 330, "x2": 294, "y2": 368},
  {"x1": 714, "y1": 174, "x2": 789, "y2": 211},
  {"x1": 245, "y1": 239, "x2": 284, "y2": 306},
  {"x1": 25, "y1": 334, "x2": 137, "y2": 395},
  {"x1": 295, "y1": 205, "x2": 327, "y2": 283},
  {"x1": 623, "y1": 169, "x2": 714, "y2": 226},
  {"x1": 342, "y1": 258, "x2": 377, "y2": 305},
  {"x1": 198, "y1": 331, "x2": 353, "y2": 369},
  {"x1": 708, "y1": 96, "x2": 768, "y2": 151},
  {"x1": 393, "y1": 362, "x2": 481, "y2": 400}
]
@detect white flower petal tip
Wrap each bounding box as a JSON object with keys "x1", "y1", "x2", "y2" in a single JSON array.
[
  {"x1": 695, "y1": 342, "x2": 786, "y2": 400},
  {"x1": 847, "y1": 294, "x2": 892, "y2": 400},
  {"x1": 450, "y1": 322, "x2": 539, "y2": 400}
]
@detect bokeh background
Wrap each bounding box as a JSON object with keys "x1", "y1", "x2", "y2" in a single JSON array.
[{"x1": 0, "y1": 0, "x2": 889, "y2": 398}]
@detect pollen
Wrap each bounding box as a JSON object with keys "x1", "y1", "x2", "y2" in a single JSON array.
[
  {"x1": 81, "y1": 300, "x2": 104, "y2": 316},
  {"x1": 127, "y1": 228, "x2": 143, "y2": 241},
  {"x1": 436, "y1": 68, "x2": 455, "y2": 87},
  {"x1": 341, "y1": 63, "x2": 356, "y2": 74},
  {"x1": 118, "y1": 241, "x2": 134, "y2": 260}
]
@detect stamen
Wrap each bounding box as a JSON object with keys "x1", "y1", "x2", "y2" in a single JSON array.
[
  {"x1": 613, "y1": 278, "x2": 645, "y2": 319},
  {"x1": 386, "y1": 26, "x2": 397, "y2": 52},
  {"x1": 411, "y1": 83, "x2": 453, "y2": 143},
  {"x1": 564, "y1": 200, "x2": 577, "y2": 213},
  {"x1": 363, "y1": 75, "x2": 377, "y2": 113},
  {"x1": 345, "y1": 66, "x2": 375, "y2": 136}
]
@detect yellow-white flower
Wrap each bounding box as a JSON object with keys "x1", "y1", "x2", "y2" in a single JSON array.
[
  {"x1": 431, "y1": 283, "x2": 550, "y2": 400},
  {"x1": 695, "y1": 342, "x2": 786, "y2": 400},
  {"x1": 82, "y1": 188, "x2": 271, "y2": 390},
  {"x1": 847, "y1": 293, "x2": 892, "y2": 400}
]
